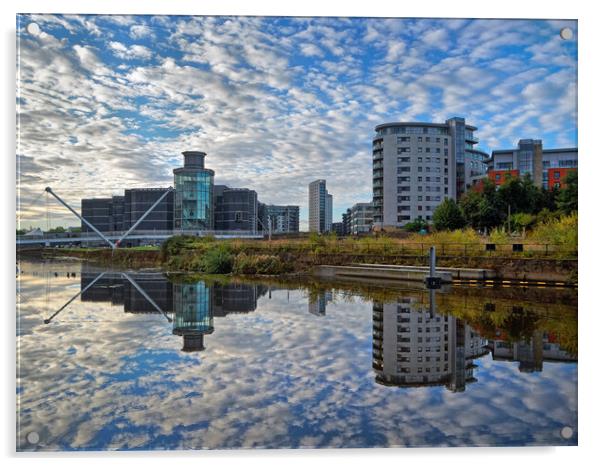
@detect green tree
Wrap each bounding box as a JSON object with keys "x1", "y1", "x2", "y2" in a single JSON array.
[
  {"x1": 556, "y1": 171, "x2": 578, "y2": 214},
  {"x1": 403, "y1": 218, "x2": 428, "y2": 232},
  {"x1": 432, "y1": 198, "x2": 466, "y2": 231},
  {"x1": 460, "y1": 180, "x2": 504, "y2": 231}
]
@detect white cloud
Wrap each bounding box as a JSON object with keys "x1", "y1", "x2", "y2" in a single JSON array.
[
  {"x1": 109, "y1": 41, "x2": 153, "y2": 60},
  {"x1": 130, "y1": 24, "x2": 154, "y2": 39}
]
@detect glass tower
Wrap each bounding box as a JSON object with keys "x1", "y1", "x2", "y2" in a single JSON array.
[{"x1": 173, "y1": 151, "x2": 214, "y2": 230}]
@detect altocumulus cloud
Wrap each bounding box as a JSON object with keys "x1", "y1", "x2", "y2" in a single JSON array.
[{"x1": 16, "y1": 15, "x2": 577, "y2": 229}]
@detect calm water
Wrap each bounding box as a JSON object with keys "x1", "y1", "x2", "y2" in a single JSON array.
[{"x1": 16, "y1": 259, "x2": 578, "y2": 451}]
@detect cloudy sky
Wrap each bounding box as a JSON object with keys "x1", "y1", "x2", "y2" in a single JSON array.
[{"x1": 16, "y1": 15, "x2": 577, "y2": 229}]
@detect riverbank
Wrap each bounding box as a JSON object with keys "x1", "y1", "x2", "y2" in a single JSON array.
[{"x1": 25, "y1": 234, "x2": 578, "y2": 285}]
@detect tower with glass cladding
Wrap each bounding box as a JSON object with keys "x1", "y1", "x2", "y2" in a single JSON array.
[{"x1": 173, "y1": 151, "x2": 214, "y2": 230}]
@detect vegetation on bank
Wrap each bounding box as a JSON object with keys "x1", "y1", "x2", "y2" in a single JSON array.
[{"x1": 430, "y1": 171, "x2": 577, "y2": 233}]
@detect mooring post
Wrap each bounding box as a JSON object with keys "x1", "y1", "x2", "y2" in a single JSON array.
[{"x1": 425, "y1": 246, "x2": 441, "y2": 289}]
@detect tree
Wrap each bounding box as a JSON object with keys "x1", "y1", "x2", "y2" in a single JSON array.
[
  {"x1": 556, "y1": 171, "x2": 578, "y2": 214},
  {"x1": 403, "y1": 218, "x2": 429, "y2": 233},
  {"x1": 460, "y1": 181, "x2": 504, "y2": 231},
  {"x1": 432, "y1": 198, "x2": 466, "y2": 231}
]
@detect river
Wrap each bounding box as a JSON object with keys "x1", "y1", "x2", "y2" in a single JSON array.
[{"x1": 16, "y1": 258, "x2": 578, "y2": 450}]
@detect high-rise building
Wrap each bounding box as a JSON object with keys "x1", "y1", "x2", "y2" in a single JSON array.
[
  {"x1": 308, "y1": 179, "x2": 332, "y2": 233},
  {"x1": 325, "y1": 193, "x2": 333, "y2": 232},
  {"x1": 264, "y1": 204, "x2": 300, "y2": 234},
  {"x1": 173, "y1": 151, "x2": 214, "y2": 230},
  {"x1": 489, "y1": 140, "x2": 578, "y2": 190},
  {"x1": 372, "y1": 118, "x2": 488, "y2": 229}
]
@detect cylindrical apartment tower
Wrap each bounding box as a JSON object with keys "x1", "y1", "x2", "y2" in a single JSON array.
[{"x1": 173, "y1": 151, "x2": 214, "y2": 230}]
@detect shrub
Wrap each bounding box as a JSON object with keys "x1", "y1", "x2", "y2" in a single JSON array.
[
  {"x1": 404, "y1": 218, "x2": 429, "y2": 233},
  {"x1": 530, "y1": 212, "x2": 577, "y2": 255},
  {"x1": 233, "y1": 253, "x2": 290, "y2": 275},
  {"x1": 432, "y1": 198, "x2": 466, "y2": 231},
  {"x1": 509, "y1": 212, "x2": 536, "y2": 233},
  {"x1": 200, "y1": 244, "x2": 234, "y2": 274}
]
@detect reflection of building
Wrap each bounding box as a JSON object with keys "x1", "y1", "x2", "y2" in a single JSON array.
[
  {"x1": 489, "y1": 330, "x2": 577, "y2": 372},
  {"x1": 80, "y1": 270, "x2": 263, "y2": 352},
  {"x1": 213, "y1": 283, "x2": 264, "y2": 316},
  {"x1": 172, "y1": 282, "x2": 214, "y2": 352},
  {"x1": 308, "y1": 290, "x2": 333, "y2": 316},
  {"x1": 372, "y1": 296, "x2": 488, "y2": 391}
]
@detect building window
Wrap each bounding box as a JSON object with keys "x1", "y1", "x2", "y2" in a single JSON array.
[
  {"x1": 418, "y1": 136, "x2": 423, "y2": 142},
  {"x1": 426, "y1": 148, "x2": 431, "y2": 153},
  {"x1": 418, "y1": 157, "x2": 422, "y2": 162},
  {"x1": 418, "y1": 147, "x2": 423, "y2": 153},
  {"x1": 554, "y1": 171, "x2": 561, "y2": 179}
]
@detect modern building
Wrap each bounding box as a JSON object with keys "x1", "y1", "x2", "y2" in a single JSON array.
[
  {"x1": 488, "y1": 140, "x2": 578, "y2": 189},
  {"x1": 264, "y1": 204, "x2": 300, "y2": 234},
  {"x1": 124, "y1": 188, "x2": 174, "y2": 231},
  {"x1": 214, "y1": 185, "x2": 258, "y2": 232},
  {"x1": 173, "y1": 151, "x2": 214, "y2": 230},
  {"x1": 372, "y1": 295, "x2": 488, "y2": 391},
  {"x1": 372, "y1": 118, "x2": 488, "y2": 229},
  {"x1": 348, "y1": 202, "x2": 374, "y2": 235},
  {"x1": 325, "y1": 193, "x2": 333, "y2": 232},
  {"x1": 342, "y1": 209, "x2": 351, "y2": 236},
  {"x1": 308, "y1": 179, "x2": 333, "y2": 233},
  {"x1": 331, "y1": 222, "x2": 344, "y2": 236},
  {"x1": 81, "y1": 197, "x2": 113, "y2": 233}
]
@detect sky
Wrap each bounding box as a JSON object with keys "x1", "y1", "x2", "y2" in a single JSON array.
[{"x1": 16, "y1": 15, "x2": 578, "y2": 230}]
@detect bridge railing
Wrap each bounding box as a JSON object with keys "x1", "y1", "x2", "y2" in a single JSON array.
[{"x1": 17, "y1": 229, "x2": 266, "y2": 242}]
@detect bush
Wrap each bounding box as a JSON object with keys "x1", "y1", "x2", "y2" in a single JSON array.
[
  {"x1": 233, "y1": 253, "x2": 290, "y2": 275},
  {"x1": 432, "y1": 198, "x2": 466, "y2": 231},
  {"x1": 200, "y1": 244, "x2": 234, "y2": 273},
  {"x1": 530, "y1": 212, "x2": 577, "y2": 254},
  {"x1": 404, "y1": 218, "x2": 429, "y2": 233},
  {"x1": 509, "y1": 212, "x2": 536, "y2": 233}
]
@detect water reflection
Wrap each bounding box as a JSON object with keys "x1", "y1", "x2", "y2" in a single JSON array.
[
  {"x1": 372, "y1": 288, "x2": 576, "y2": 389},
  {"x1": 17, "y1": 260, "x2": 578, "y2": 450},
  {"x1": 74, "y1": 268, "x2": 267, "y2": 352}
]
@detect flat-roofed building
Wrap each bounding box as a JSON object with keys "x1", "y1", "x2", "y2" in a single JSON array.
[
  {"x1": 372, "y1": 118, "x2": 487, "y2": 229},
  {"x1": 489, "y1": 140, "x2": 577, "y2": 189}
]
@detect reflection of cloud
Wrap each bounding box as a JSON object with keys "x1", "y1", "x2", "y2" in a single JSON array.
[{"x1": 17, "y1": 260, "x2": 577, "y2": 450}]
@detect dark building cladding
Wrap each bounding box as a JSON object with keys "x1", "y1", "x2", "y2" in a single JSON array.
[
  {"x1": 81, "y1": 189, "x2": 173, "y2": 233},
  {"x1": 124, "y1": 188, "x2": 174, "y2": 231},
  {"x1": 214, "y1": 185, "x2": 258, "y2": 232}
]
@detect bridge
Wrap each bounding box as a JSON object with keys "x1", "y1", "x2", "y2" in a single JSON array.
[{"x1": 17, "y1": 186, "x2": 266, "y2": 248}]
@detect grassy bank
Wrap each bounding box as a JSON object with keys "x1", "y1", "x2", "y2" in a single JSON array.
[{"x1": 31, "y1": 215, "x2": 576, "y2": 281}]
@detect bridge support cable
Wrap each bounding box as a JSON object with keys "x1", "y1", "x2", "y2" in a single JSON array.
[
  {"x1": 43, "y1": 272, "x2": 107, "y2": 324},
  {"x1": 44, "y1": 187, "x2": 116, "y2": 249},
  {"x1": 115, "y1": 187, "x2": 174, "y2": 247},
  {"x1": 121, "y1": 273, "x2": 172, "y2": 323}
]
